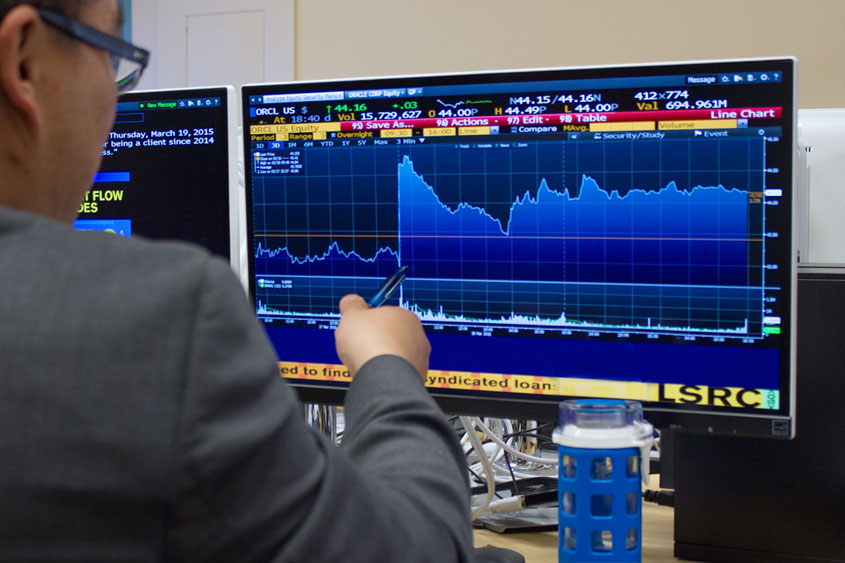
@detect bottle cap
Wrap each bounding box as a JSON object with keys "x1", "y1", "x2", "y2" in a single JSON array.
[{"x1": 552, "y1": 399, "x2": 654, "y2": 484}]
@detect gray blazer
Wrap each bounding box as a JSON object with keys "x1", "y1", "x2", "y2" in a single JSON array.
[{"x1": 0, "y1": 205, "x2": 471, "y2": 562}]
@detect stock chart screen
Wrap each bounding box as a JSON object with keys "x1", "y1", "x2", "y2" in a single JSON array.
[{"x1": 243, "y1": 59, "x2": 796, "y2": 436}]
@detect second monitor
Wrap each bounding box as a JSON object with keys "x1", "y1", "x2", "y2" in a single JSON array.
[{"x1": 77, "y1": 86, "x2": 240, "y2": 271}]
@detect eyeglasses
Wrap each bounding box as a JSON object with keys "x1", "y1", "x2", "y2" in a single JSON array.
[{"x1": 36, "y1": 8, "x2": 150, "y2": 92}]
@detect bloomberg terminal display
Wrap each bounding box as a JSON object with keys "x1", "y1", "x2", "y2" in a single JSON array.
[
  {"x1": 76, "y1": 86, "x2": 239, "y2": 268},
  {"x1": 242, "y1": 59, "x2": 797, "y2": 438}
]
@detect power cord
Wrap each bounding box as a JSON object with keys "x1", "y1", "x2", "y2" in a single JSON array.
[
  {"x1": 461, "y1": 416, "x2": 497, "y2": 520},
  {"x1": 470, "y1": 417, "x2": 559, "y2": 466},
  {"x1": 463, "y1": 417, "x2": 561, "y2": 520}
]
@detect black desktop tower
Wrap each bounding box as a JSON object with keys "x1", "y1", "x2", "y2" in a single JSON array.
[{"x1": 672, "y1": 267, "x2": 845, "y2": 562}]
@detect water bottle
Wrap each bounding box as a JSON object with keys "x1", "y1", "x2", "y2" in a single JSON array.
[{"x1": 552, "y1": 399, "x2": 654, "y2": 562}]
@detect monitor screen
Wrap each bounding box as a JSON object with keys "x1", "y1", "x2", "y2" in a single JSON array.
[
  {"x1": 77, "y1": 86, "x2": 240, "y2": 270},
  {"x1": 243, "y1": 58, "x2": 797, "y2": 438}
]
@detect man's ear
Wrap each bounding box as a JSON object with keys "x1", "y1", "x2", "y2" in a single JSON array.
[{"x1": 0, "y1": 5, "x2": 46, "y2": 132}]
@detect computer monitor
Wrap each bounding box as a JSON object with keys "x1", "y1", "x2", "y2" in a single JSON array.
[
  {"x1": 242, "y1": 58, "x2": 797, "y2": 438},
  {"x1": 76, "y1": 86, "x2": 240, "y2": 271}
]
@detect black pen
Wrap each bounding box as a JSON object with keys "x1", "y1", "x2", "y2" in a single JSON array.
[{"x1": 367, "y1": 266, "x2": 408, "y2": 308}]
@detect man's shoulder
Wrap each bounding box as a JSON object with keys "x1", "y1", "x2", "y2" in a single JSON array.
[{"x1": 0, "y1": 204, "x2": 233, "y2": 293}]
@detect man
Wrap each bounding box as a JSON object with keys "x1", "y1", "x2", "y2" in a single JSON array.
[{"x1": 0, "y1": 1, "x2": 472, "y2": 560}]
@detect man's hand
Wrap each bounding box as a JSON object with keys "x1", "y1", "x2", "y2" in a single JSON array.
[{"x1": 334, "y1": 294, "x2": 430, "y2": 381}]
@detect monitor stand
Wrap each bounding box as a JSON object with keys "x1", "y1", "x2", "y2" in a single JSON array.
[
  {"x1": 471, "y1": 467, "x2": 559, "y2": 534},
  {"x1": 475, "y1": 507, "x2": 558, "y2": 534}
]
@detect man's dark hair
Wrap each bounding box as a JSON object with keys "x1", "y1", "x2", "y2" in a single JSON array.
[{"x1": 0, "y1": 1, "x2": 89, "y2": 22}]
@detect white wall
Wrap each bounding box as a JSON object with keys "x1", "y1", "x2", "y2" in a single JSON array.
[{"x1": 131, "y1": 0, "x2": 294, "y2": 90}]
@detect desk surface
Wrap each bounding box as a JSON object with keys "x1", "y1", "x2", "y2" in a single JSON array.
[{"x1": 473, "y1": 478, "x2": 691, "y2": 562}]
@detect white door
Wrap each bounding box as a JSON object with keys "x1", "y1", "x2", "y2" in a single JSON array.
[{"x1": 131, "y1": 0, "x2": 294, "y2": 90}]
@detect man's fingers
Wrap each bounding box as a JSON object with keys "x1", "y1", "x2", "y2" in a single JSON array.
[{"x1": 339, "y1": 294, "x2": 368, "y2": 315}]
